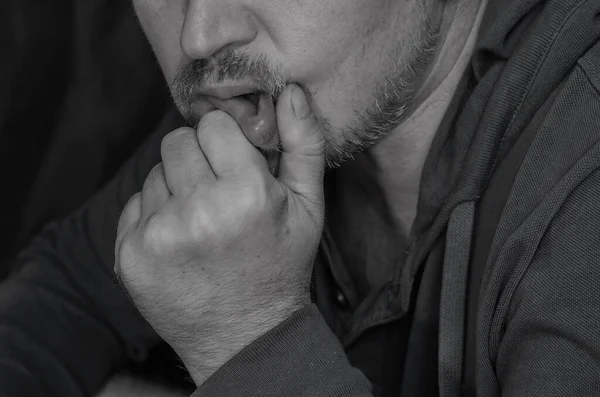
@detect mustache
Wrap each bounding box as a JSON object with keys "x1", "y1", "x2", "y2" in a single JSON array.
[{"x1": 171, "y1": 51, "x2": 287, "y2": 114}]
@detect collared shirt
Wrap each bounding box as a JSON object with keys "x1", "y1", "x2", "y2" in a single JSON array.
[{"x1": 313, "y1": 167, "x2": 414, "y2": 397}]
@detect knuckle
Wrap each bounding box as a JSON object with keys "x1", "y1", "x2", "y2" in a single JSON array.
[
  {"x1": 304, "y1": 136, "x2": 326, "y2": 157},
  {"x1": 125, "y1": 191, "x2": 142, "y2": 209},
  {"x1": 143, "y1": 163, "x2": 164, "y2": 190},
  {"x1": 286, "y1": 119, "x2": 324, "y2": 151},
  {"x1": 161, "y1": 128, "x2": 194, "y2": 154},
  {"x1": 141, "y1": 213, "x2": 177, "y2": 255},
  {"x1": 161, "y1": 129, "x2": 180, "y2": 149},
  {"x1": 181, "y1": 201, "x2": 214, "y2": 242},
  {"x1": 233, "y1": 177, "x2": 287, "y2": 227},
  {"x1": 197, "y1": 111, "x2": 239, "y2": 146},
  {"x1": 240, "y1": 179, "x2": 269, "y2": 213},
  {"x1": 118, "y1": 193, "x2": 141, "y2": 235},
  {"x1": 296, "y1": 130, "x2": 325, "y2": 157},
  {"x1": 115, "y1": 233, "x2": 138, "y2": 275},
  {"x1": 117, "y1": 234, "x2": 135, "y2": 259},
  {"x1": 149, "y1": 163, "x2": 164, "y2": 179}
]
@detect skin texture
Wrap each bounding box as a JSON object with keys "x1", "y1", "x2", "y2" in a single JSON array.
[
  {"x1": 133, "y1": 0, "x2": 441, "y2": 167},
  {"x1": 115, "y1": 85, "x2": 326, "y2": 385},
  {"x1": 114, "y1": 0, "x2": 487, "y2": 392},
  {"x1": 130, "y1": 0, "x2": 485, "y2": 235}
]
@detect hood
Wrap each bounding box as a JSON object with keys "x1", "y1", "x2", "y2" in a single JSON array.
[{"x1": 395, "y1": 0, "x2": 600, "y2": 307}]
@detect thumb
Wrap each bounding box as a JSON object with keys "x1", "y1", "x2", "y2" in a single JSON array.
[{"x1": 276, "y1": 84, "x2": 325, "y2": 212}]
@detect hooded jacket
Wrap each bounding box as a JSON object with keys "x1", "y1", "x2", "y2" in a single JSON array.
[
  {"x1": 192, "y1": 0, "x2": 600, "y2": 395},
  {"x1": 1, "y1": 0, "x2": 600, "y2": 396}
]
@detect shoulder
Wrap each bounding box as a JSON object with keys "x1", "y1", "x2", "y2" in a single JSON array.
[{"x1": 491, "y1": 168, "x2": 600, "y2": 392}]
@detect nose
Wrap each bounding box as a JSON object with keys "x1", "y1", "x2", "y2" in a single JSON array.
[{"x1": 181, "y1": 1, "x2": 257, "y2": 60}]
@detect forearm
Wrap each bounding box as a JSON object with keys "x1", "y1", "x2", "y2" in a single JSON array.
[
  {"x1": 0, "y1": 109, "x2": 183, "y2": 396},
  {"x1": 0, "y1": 214, "x2": 159, "y2": 397},
  {"x1": 0, "y1": 261, "x2": 125, "y2": 397}
]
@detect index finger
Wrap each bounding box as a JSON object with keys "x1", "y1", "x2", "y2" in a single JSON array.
[
  {"x1": 161, "y1": 127, "x2": 215, "y2": 197},
  {"x1": 197, "y1": 110, "x2": 267, "y2": 179}
]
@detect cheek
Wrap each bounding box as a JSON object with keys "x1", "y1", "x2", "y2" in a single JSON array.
[
  {"x1": 270, "y1": 1, "x2": 388, "y2": 128},
  {"x1": 133, "y1": 0, "x2": 187, "y2": 83},
  {"x1": 274, "y1": 0, "x2": 386, "y2": 82}
]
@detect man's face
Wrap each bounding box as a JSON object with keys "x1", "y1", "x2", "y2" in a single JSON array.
[{"x1": 133, "y1": 0, "x2": 439, "y2": 167}]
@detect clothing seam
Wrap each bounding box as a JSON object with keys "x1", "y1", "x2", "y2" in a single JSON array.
[
  {"x1": 497, "y1": 166, "x2": 600, "y2": 330},
  {"x1": 578, "y1": 61, "x2": 600, "y2": 98},
  {"x1": 496, "y1": 0, "x2": 589, "y2": 159}
]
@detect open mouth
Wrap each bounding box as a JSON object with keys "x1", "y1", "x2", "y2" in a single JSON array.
[
  {"x1": 191, "y1": 90, "x2": 279, "y2": 151},
  {"x1": 241, "y1": 92, "x2": 261, "y2": 108},
  {"x1": 188, "y1": 89, "x2": 281, "y2": 174},
  {"x1": 238, "y1": 91, "x2": 276, "y2": 117}
]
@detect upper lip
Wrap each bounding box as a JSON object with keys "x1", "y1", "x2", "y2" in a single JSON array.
[{"x1": 194, "y1": 84, "x2": 260, "y2": 102}]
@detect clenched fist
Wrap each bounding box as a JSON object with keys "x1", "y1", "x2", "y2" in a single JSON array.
[{"x1": 114, "y1": 84, "x2": 325, "y2": 385}]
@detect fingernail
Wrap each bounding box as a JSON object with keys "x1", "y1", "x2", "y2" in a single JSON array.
[{"x1": 291, "y1": 85, "x2": 311, "y2": 120}]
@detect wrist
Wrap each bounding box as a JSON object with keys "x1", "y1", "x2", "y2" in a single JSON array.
[
  {"x1": 173, "y1": 330, "x2": 244, "y2": 386},
  {"x1": 180, "y1": 356, "x2": 218, "y2": 386},
  {"x1": 176, "y1": 301, "x2": 307, "y2": 386}
]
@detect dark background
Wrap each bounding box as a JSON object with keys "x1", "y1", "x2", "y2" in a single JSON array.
[
  {"x1": 0, "y1": 0, "x2": 195, "y2": 389},
  {"x1": 0, "y1": 0, "x2": 171, "y2": 277}
]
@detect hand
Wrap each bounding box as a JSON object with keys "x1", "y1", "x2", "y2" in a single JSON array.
[{"x1": 114, "y1": 84, "x2": 325, "y2": 385}]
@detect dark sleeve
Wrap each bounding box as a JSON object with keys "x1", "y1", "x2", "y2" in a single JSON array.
[
  {"x1": 191, "y1": 305, "x2": 373, "y2": 397},
  {"x1": 0, "y1": 109, "x2": 182, "y2": 397},
  {"x1": 497, "y1": 169, "x2": 600, "y2": 396}
]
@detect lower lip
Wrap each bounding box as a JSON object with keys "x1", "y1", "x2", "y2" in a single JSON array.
[{"x1": 191, "y1": 93, "x2": 279, "y2": 151}]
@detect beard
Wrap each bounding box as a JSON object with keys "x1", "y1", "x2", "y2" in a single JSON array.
[{"x1": 170, "y1": 19, "x2": 439, "y2": 170}]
